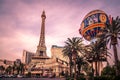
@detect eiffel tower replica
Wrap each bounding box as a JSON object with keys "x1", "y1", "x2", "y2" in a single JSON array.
[{"x1": 31, "y1": 11, "x2": 49, "y2": 64}]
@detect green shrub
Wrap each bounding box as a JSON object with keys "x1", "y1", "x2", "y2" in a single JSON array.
[
  {"x1": 93, "y1": 76, "x2": 116, "y2": 80},
  {"x1": 114, "y1": 76, "x2": 120, "y2": 80},
  {"x1": 66, "y1": 77, "x2": 85, "y2": 80},
  {"x1": 77, "y1": 77, "x2": 86, "y2": 80},
  {"x1": 26, "y1": 72, "x2": 31, "y2": 78},
  {"x1": 66, "y1": 77, "x2": 74, "y2": 80}
]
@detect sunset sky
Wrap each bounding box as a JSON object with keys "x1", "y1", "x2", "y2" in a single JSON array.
[{"x1": 0, "y1": 0, "x2": 120, "y2": 62}]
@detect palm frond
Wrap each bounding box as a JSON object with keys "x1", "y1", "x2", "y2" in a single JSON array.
[{"x1": 106, "y1": 37, "x2": 111, "y2": 45}]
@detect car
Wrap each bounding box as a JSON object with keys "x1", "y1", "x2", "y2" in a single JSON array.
[
  {"x1": 12, "y1": 74, "x2": 17, "y2": 78},
  {"x1": 17, "y1": 74, "x2": 23, "y2": 78},
  {"x1": 42, "y1": 71, "x2": 49, "y2": 78},
  {"x1": 3, "y1": 74, "x2": 9, "y2": 78},
  {"x1": 43, "y1": 73, "x2": 48, "y2": 78},
  {"x1": 0, "y1": 75, "x2": 4, "y2": 78},
  {"x1": 35, "y1": 75, "x2": 40, "y2": 78},
  {"x1": 48, "y1": 73, "x2": 55, "y2": 78},
  {"x1": 8, "y1": 75, "x2": 13, "y2": 78}
]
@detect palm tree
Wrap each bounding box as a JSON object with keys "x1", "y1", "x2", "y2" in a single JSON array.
[
  {"x1": 62, "y1": 37, "x2": 84, "y2": 80},
  {"x1": 17, "y1": 66, "x2": 20, "y2": 74},
  {"x1": 14, "y1": 59, "x2": 25, "y2": 75},
  {"x1": 0, "y1": 65, "x2": 5, "y2": 74},
  {"x1": 4, "y1": 60, "x2": 7, "y2": 64},
  {"x1": 6, "y1": 66, "x2": 12, "y2": 74},
  {"x1": 87, "y1": 37, "x2": 109, "y2": 76},
  {"x1": 19, "y1": 63, "x2": 25, "y2": 75},
  {"x1": 11, "y1": 61, "x2": 16, "y2": 74},
  {"x1": 104, "y1": 16, "x2": 120, "y2": 76},
  {"x1": 76, "y1": 56, "x2": 86, "y2": 76},
  {"x1": 62, "y1": 45, "x2": 73, "y2": 77},
  {"x1": 101, "y1": 65, "x2": 116, "y2": 76},
  {"x1": 12, "y1": 61, "x2": 17, "y2": 75}
]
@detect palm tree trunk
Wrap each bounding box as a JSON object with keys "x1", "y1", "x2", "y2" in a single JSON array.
[
  {"x1": 70, "y1": 65, "x2": 72, "y2": 77},
  {"x1": 78, "y1": 65, "x2": 81, "y2": 76},
  {"x1": 97, "y1": 61, "x2": 100, "y2": 76},
  {"x1": 69, "y1": 60, "x2": 72, "y2": 77},
  {"x1": 72, "y1": 53, "x2": 77, "y2": 80},
  {"x1": 100, "y1": 61, "x2": 103, "y2": 76},
  {"x1": 98, "y1": 61, "x2": 101, "y2": 76},
  {"x1": 91, "y1": 62, "x2": 94, "y2": 76},
  {"x1": 69, "y1": 55, "x2": 72, "y2": 77},
  {"x1": 74, "y1": 59, "x2": 77, "y2": 80},
  {"x1": 113, "y1": 44, "x2": 120, "y2": 76},
  {"x1": 95, "y1": 61, "x2": 98, "y2": 76}
]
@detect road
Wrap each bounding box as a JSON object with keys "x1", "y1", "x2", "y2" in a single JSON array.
[{"x1": 0, "y1": 78, "x2": 65, "y2": 80}]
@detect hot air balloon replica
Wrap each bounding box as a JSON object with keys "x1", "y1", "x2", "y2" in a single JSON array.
[
  {"x1": 79, "y1": 10, "x2": 109, "y2": 41},
  {"x1": 79, "y1": 10, "x2": 110, "y2": 76}
]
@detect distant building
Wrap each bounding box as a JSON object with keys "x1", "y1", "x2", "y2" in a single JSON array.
[
  {"x1": 22, "y1": 50, "x2": 34, "y2": 64},
  {"x1": 51, "y1": 45, "x2": 68, "y2": 62}
]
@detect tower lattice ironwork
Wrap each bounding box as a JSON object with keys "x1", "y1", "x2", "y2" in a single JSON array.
[{"x1": 36, "y1": 11, "x2": 47, "y2": 57}]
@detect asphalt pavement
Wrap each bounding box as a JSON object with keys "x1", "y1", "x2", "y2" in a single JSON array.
[{"x1": 0, "y1": 78, "x2": 65, "y2": 80}]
